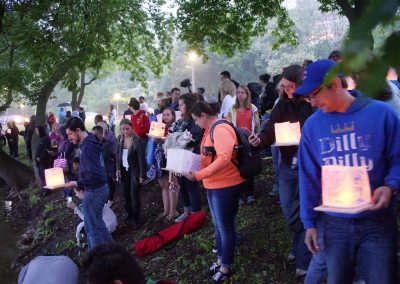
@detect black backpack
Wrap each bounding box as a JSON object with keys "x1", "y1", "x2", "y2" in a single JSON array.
[{"x1": 209, "y1": 120, "x2": 262, "y2": 179}]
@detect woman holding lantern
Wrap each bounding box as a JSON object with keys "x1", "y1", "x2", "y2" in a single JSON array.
[
  {"x1": 147, "y1": 107, "x2": 179, "y2": 220},
  {"x1": 227, "y1": 85, "x2": 260, "y2": 205},
  {"x1": 116, "y1": 118, "x2": 147, "y2": 227},
  {"x1": 184, "y1": 101, "x2": 243, "y2": 283},
  {"x1": 249, "y1": 64, "x2": 314, "y2": 278},
  {"x1": 169, "y1": 93, "x2": 203, "y2": 222}
]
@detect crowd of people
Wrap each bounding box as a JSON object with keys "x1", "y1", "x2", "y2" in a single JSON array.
[{"x1": 12, "y1": 49, "x2": 400, "y2": 284}]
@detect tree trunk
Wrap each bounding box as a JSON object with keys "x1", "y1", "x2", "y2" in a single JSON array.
[
  {"x1": 71, "y1": 90, "x2": 79, "y2": 110},
  {"x1": 0, "y1": 149, "x2": 34, "y2": 196},
  {"x1": 33, "y1": 60, "x2": 72, "y2": 184},
  {"x1": 0, "y1": 46, "x2": 15, "y2": 113},
  {"x1": 77, "y1": 68, "x2": 86, "y2": 108}
]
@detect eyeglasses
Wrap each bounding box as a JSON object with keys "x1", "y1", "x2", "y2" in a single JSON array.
[
  {"x1": 281, "y1": 84, "x2": 296, "y2": 90},
  {"x1": 305, "y1": 86, "x2": 323, "y2": 101}
]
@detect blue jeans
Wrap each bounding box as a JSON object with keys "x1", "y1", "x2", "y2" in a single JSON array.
[
  {"x1": 179, "y1": 177, "x2": 201, "y2": 212},
  {"x1": 304, "y1": 218, "x2": 327, "y2": 284},
  {"x1": 279, "y1": 163, "x2": 311, "y2": 270},
  {"x1": 271, "y1": 146, "x2": 280, "y2": 187},
  {"x1": 83, "y1": 184, "x2": 114, "y2": 249},
  {"x1": 207, "y1": 184, "x2": 242, "y2": 268},
  {"x1": 321, "y1": 212, "x2": 397, "y2": 284}
]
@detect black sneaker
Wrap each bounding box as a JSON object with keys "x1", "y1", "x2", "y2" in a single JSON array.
[
  {"x1": 208, "y1": 262, "x2": 220, "y2": 276},
  {"x1": 211, "y1": 269, "x2": 231, "y2": 284}
]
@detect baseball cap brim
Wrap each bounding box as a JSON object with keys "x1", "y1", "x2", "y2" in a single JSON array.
[{"x1": 294, "y1": 82, "x2": 321, "y2": 97}]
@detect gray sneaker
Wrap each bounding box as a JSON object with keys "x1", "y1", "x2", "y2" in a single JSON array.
[
  {"x1": 174, "y1": 212, "x2": 188, "y2": 223},
  {"x1": 295, "y1": 269, "x2": 307, "y2": 279},
  {"x1": 246, "y1": 196, "x2": 256, "y2": 204}
]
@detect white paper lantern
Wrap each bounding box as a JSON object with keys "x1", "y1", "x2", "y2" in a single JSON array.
[
  {"x1": 148, "y1": 121, "x2": 166, "y2": 138},
  {"x1": 274, "y1": 121, "x2": 301, "y2": 146},
  {"x1": 44, "y1": 168, "x2": 66, "y2": 189},
  {"x1": 314, "y1": 165, "x2": 373, "y2": 213},
  {"x1": 164, "y1": 149, "x2": 201, "y2": 174}
]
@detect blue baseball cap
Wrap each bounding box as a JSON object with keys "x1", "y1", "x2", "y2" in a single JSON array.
[{"x1": 294, "y1": 59, "x2": 336, "y2": 96}]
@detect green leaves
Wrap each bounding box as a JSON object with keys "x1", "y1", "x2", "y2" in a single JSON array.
[
  {"x1": 324, "y1": 0, "x2": 400, "y2": 97},
  {"x1": 176, "y1": 0, "x2": 297, "y2": 57}
]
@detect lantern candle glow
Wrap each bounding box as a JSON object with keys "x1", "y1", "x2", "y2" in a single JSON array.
[
  {"x1": 164, "y1": 149, "x2": 201, "y2": 174},
  {"x1": 315, "y1": 165, "x2": 373, "y2": 213},
  {"x1": 44, "y1": 168, "x2": 66, "y2": 189},
  {"x1": 148, "y1": 121, "x2": 166, "y2": 138},
  {"x1": 274, "y1": 121, "x2": 301, "y2": 146}
]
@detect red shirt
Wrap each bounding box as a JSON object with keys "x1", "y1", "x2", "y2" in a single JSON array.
[
  {"x1": 131, "y1": 110, "x2": 150, "y2": 139},
  {"x1": 235, "y1": 108, "x2": 252, "y2": 133}
]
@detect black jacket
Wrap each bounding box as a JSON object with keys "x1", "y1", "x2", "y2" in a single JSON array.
[
  {"x1": 35, "y1": 136, "x2": 51, "y2": 167},
  {"x1": 259, "y1": 97, "x2": 314, "y2": 166},
  {"x1": 116, "y1": 135, "x2": 147, "y2": 179}
]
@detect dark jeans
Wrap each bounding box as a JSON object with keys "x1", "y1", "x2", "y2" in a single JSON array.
[
  {"x1": 242, "y1": 175, "x2": 254, "y2": 198},
  {"x1": 179, "y1": 177, "x2": 201, "y2": 212},
  {"x1": 321, "y1": 212, "x2": 397, "y2": 284},
  {"x1": 279, "y1": 162, "x2": 311, "y2": 270},
  {"x1": 121, "y1": 168, "x2": 141, "y2": 220},
  {"x1": 107, "y1": 176, "x2": 116, "y2": 201},
  {"x1": 83, "y1": 184, "x2": 114, "y2": 249},
  {"x1": 207, "y1": 184, "x2": 242, "y2": 268},
  {"x1": 8, "y1": 139, "x2": 18, "y2": 157}
]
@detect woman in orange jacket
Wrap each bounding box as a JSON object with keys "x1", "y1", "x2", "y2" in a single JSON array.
[{"x1": 185, "y1": 101, "x2": 244, "y2": 284}]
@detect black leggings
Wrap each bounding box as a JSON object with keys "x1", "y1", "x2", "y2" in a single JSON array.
[{"x1": 121, "y1": 168, "x2": 141, "y2": 220}]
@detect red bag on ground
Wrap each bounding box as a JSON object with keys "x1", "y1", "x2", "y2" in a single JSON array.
[{"x1": 134, "y1": 211, "x2": 206, "y2": 257}]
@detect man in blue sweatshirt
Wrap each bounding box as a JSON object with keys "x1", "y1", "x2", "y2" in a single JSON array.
[
  {"x1": 294, "y1": 60, "x2": 400, "y2": 284},
  {"x1": 65, "y1": 117, "x2": 114, "y2": 249}
]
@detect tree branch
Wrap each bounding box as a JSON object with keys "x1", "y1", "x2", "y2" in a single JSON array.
[
  {"x1": 336, "y1": 0, "x2": 356, "y2": 23},
  {"x1": 0, "y1": 2, "x2": 5, "y2": 34}
]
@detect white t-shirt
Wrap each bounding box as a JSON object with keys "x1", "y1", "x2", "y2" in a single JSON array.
[
  {"x1": 140, "y1": 102, "x2": 149, "y2": 112},
  {"x1": 109, "y1": 108, "x2": 117, "y2": 126},
  {"x1": 219, "y1": 94, "x2": 236, "y2": 118},
  {"x1": 122, "y1": 149, "x2": 129, "y2": 170}
]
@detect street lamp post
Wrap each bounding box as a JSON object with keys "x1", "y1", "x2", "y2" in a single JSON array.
[
  {"x1": 20, "y1": 104, "x2": 25, "y2": 120},
  {"x1": 114, "y1": 93, "x2": 121, "y2": 119},
  {"x1": 188, "y1": 51, "x2": 197, "y2": 91},
  {"x1": 185, "y1": 65, "x2": 195, "y2": 92}
]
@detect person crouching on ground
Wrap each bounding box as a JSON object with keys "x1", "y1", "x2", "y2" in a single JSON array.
[{"x1": 67, "y1": 187, "x2": 117, "y2": 246}]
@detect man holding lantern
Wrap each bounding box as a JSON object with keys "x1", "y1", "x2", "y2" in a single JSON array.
[{"x1": 295, "y1": 59, "x2": 400, "y2": 284}]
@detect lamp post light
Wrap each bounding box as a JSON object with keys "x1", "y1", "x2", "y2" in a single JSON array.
[
  {"x1": 187, "y1": 51, "x2": 197, "y2": 91},
  {"x1": 20, "y1": 103, "x2": 25, "y2": 120},
  {"x1": 114, "y1": 93, "x2": 121, "y2": 119}
]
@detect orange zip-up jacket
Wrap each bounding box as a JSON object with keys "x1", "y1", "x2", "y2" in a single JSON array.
[{"x1": 195, "y1": 121, "x2": 244, "y2": 189}]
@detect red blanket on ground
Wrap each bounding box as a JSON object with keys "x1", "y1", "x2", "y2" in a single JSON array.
[{"x1": 134, "y1": 211, "x2": 206, "y2": 257}]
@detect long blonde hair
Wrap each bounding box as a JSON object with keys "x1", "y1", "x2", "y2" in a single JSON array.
[{"x1": 219, "y1": 80, "x2": 237, "y2": 99}]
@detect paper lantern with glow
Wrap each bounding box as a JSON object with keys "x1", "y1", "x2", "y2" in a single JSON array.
[
  {"x1": 148, "y1": 121, "x2": 166, "y2": 138},
  {"x1": 314, "y1": 165, "x2": 373, "y2": 214},
  {"x1": 274, "y1": 121, "x2": 301, "y2": 146},
  {"x1": 164, "y1": 149, "x2": 201, "y2": 174},
  {"x1": 44, "y1": 167, "x2": 66, "y2": 189}
]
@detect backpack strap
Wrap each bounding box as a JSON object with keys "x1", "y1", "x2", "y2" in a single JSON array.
[
  {"x1": 209, "y1": 119, "x2": 234, "y2": 143},
  {"x1": 209, "y1": 119, "x2": 239, "y2": 169}
]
